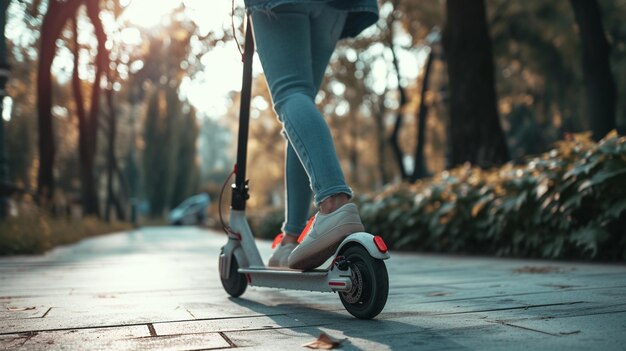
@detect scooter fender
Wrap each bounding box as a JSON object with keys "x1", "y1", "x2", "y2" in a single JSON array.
[
  {"x1": 219, "y1": 240, "x2": 249, "y2": 280},
  {"x1": 336, "y1": 232, "x2": 390, "y2": 260}
]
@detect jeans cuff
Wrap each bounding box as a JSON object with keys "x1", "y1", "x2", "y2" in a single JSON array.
[
  {"x1": 314, "y1": 185, "x2": 353, "y2": 206},
  {"x1": 282, "y1": 223, "x2": 305, "y2": 237}
]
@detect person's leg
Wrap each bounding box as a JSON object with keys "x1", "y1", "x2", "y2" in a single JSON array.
[
  {"x1": 252, "y1": 4, "x2": 350, "y2": 232},
  {"x1": 284, "y1": 6, "x2": 365, "y2": 270},
  {"x1": 309, "y1": 5, "x2": 350, "y2": 214},
  {"x1": 252, "y1": 5, "x2": 314, "y2": 245},
  {"x1": 282, "y1": 4, "x2": 349, "y2": 239},
  {"x1": 283, "y1": 143, "x2": 312, "y2": 239},
  {"x1": 310, "y1": 6, "x2": 346, "y2": 94}
]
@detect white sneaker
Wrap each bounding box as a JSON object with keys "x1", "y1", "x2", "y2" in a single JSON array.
[
  {"x1": 268, "y1": 243, "x2": 297, "y2": 267},
  {"x1": 288, "y1": 203, "x2": 364, "y2": 270}
]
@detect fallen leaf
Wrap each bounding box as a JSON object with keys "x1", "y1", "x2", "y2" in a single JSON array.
[
  {"x1": 7, "y1": 306, "x2": 36, "y2": 311},
  {"x1": 302, "y1": 333, "x2": 346, "y2": 350}
]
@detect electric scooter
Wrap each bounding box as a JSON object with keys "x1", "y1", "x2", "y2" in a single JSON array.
[{"x1": 218, "y1": 18, "x2": 390, "y2": 320}]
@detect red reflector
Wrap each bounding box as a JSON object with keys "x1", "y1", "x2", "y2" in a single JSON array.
[
  {"x1": 373, "y1": 236, "x2": 388, "y2": 253},
  {"x1": 245, "y1": 273, "x2": 251, "y2": 283},
  {"x1": 329, "y1": 282, "x2": 346, "y2": 286}
]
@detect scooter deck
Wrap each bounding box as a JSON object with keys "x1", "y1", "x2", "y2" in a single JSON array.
[
  {"x1": 238, "y1": 267, "x2": 352, "y2": 293},
  {"x1": 239, "y1": 267, "x2": 327, "y2": 274}
]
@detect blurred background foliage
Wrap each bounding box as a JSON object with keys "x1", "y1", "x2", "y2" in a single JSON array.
[
  {"x1": 359, "y1": 132, "x2": 626, "y2": 260},
  {"x1": 252, "y1": 132, "x2": 626, "y2": 260},
  {"x1": 0, "y1": 0, "x2": 624, "y2": 258}
]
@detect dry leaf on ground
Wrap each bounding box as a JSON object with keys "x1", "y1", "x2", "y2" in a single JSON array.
[
  {"x1": 302, "y1": 332, "x2": 346, "y2": 350},
  {"x1": 7, "y1": 306, "x2": 36, "y2": 311}
]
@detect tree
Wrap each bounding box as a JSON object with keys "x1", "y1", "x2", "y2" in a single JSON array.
[
  {"x1": 104, "y1": 64, "x2": 126, "y2": 222},
  {"x1": 489, "y1": 1, "x2": 576, "y2": 155},
  {"x1": 0, "y1": 0, "x2": 11, "y2": 217},
  {"x1": 570, "y1": 0, "x2": 617, "y2": 141},
  {"x1": 77, "y1": 1, "x2": 108, "y2": 216},
  {"x1": 136, "y1": 11, "x2": 202, "y2": 216},
  {"x1": 169, "y1": 107, "x2": 200, "y2": 208},
  {"x1": 37, "y1": 0, "x2": 107, "y2": 215},
  {"x1": 386, "y1": 5, "x2": 410, "y2": 180},
  {"x1": 411, "y1": 31, "x2": 439, "y2": 181},
  {"x1": 443, "y1": 0, "x2": 510, "y2": 167},
  {"x1": 388, "y1": 62, "x2": 410, "y2": 179},
  {"x1": 37, "y1": 0, "x2": 82, "y2": 202}
]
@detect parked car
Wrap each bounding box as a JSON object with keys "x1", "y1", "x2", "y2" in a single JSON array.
[{"x1": 169, "y1": 193, "x2": 210, "y2": 226}]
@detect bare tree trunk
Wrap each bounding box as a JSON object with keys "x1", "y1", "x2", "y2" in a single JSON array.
[
  {"x1": 389, "y1": 110, "x2": 407, "y2": 179},
  {"x1": 349, "y1": 102, "x2": 359, "y2": 186},
  {"x1": 570, "y1": 0, "x2": 616, "y2": 141},
  {"x1": 104, "y1": 86, "x2": 114, "y2": 221},
  {"x1": 385, "y1": 1, "x2": 410, "y2": 180},
  {"x1": 70, "y1": 16, "x2": 98, "y2": 217},
  {"x1": 388, "y1": 43, "x2": 409, "y2": 180},
  {"x1": 104, "y1": 67, "x2": 123, "y2": 221},
  {"x1": 37, "y1": 0, "x2": 82, "y2": 202},
  {"x1": 79, "y1": 0, "x2": 109, "y2": 217},
  {"x1": 0, "y1": 1, "x2": 11, "y2": 218},
  {"x1": 374, "y1": 91, "x2": 389, "y2": 186},
  {"x1": 412, "y1": 49, "x2": 434, "y2": 181},
  {"x1": 443, "y1": 0, "x2": 510, "y2": 168}
]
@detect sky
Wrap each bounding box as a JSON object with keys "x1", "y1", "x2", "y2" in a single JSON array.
[{"x1": 120, "y1": 0, "x2": 265, "y2": 119}]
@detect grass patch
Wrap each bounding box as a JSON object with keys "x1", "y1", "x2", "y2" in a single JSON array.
[{"x1": 0, "y1": 213, "x2": 132, "y2": 255}]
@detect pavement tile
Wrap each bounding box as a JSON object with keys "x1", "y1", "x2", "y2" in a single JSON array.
[
  {"x1": 3, "y1": 325, "x2": 150, "y2": 351},
  {"x1": 1, "y1": 227, "x2": 625, "y2": 350},
  {"x1": 153, "y1": 314, "x2": 305, "y2": 335}
]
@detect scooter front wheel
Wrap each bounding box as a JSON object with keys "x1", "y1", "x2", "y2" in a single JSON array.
[
  {"x1": 220, "y1": 255, "x2": 247, "y2": 297},
  {"x1": 339, "y1": 245, "x2": 389, "y2": 319}
]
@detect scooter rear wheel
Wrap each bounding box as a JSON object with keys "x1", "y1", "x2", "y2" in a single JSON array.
[
  {"x1": 220, "y1": 256, "x2": 247, "y2": 297},
  {"x1": 338, "y1": 245, "x2": 388, "y2": 319}
]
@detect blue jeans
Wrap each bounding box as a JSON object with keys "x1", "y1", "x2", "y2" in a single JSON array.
[{"x1": 251, "y1": 3, "x2": 351, "y2": 236}]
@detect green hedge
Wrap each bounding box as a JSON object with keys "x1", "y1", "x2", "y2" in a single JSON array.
[
  {"x1": 358, "y1": 132, "x2": 626, "y2": 260},
  {"x1": 249, "y1": 207, "x2": 286, "y2": 240},
  {"x1": 250, "y1": 132, "x2": 626, "y2": 260}
]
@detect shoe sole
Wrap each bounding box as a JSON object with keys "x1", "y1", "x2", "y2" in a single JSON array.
[{"x1": 288, "y1": 223, "x2": 364, "y2": 270}]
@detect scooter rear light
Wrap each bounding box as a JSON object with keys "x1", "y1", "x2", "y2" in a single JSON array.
[{"x1": 373, "y1": 236, "x2": 388, "y2": 253}]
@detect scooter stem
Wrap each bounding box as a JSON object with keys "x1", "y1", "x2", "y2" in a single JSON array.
[{"x1": 232, "y1": 16, "x2": 255, "y2": 211}]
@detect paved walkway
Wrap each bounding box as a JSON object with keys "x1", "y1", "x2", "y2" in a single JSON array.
[{"x1": 0, "y1": 227, "x2": 625, "y2": 350}]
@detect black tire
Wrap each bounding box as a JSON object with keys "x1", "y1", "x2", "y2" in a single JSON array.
[
  {"x1": 220, "y1": 255, "x2": 247, "y2": 297},
  {"x1": 338, "y1": 245, "x2": 389, "y2": 319}
]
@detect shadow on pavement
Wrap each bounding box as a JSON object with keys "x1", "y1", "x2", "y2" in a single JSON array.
[{"x1": 230, "y1": 297, "x2": 467, "y2": 350}]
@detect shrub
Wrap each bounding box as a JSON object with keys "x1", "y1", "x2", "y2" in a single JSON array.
[
  {"x1": 248, "y1": 207, "x2": 286, "y2": 240},
  {"x1": 357, "y1": 131, "x2": 626, "y2": 260}
]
